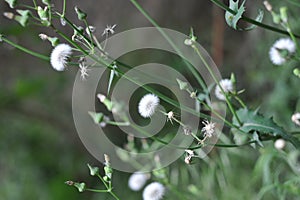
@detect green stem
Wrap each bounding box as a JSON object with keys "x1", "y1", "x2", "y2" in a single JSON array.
[
  {"x1": 210, "y1": 0, "x2": 300, "y2": 38},
  {"x1": 86, "y1": 188, "x2": 108, "y2": 193},
  {"x1": 32, "y1": 0, "x2": 37, "y2": 8},
  {"x1": 106, "y1": 121, "x2": 130, "y2": 126},
  {"x1": 62, "y1": 0, "x2": 67, "y2": 17},
  {"x1": 234, "y1": 95, "x2": 247, "y2": 108},
  {"x1": 1, "y1": 36, "x2": 50, "y2": 61}
]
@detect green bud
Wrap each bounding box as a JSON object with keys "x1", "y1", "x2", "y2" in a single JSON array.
[
  {"x1": 48, "y1": 37, "x2": 59, "y2": 47},
  {"x1": 176, "y1": 79, "x2": 188, "y2": 90},
  {"x1": 87, "y1": 164, "x2": 99, "y2": 176},
  {"x1": 37, "y1": 6, "x2": 49, "y2": 21},
  {"x1": 5, "y1": 0, "x2": 17, "y2": 8},
  {"x1": 97, "y1": 94, "x2": 113, "y2": 111},
  {"x1": 88, "y1": 111, "x2": 104, "y2": 124},
  {"x1": 0, "y1": 34, "x2": 3, "y2": 42},
  {"x1": 75, "y1": 6, "x2": 87, "y2": 20},
  {"x1": 293, "y1": 68, "x2": 300, "y2": 78},
  {"x1": 103, "y1": 176, "x2": 109, "y2": 182},
  {"x1": 15, "y1": 10, "x2": 31, "y2": 27},
  {"x1": 271, "y1": 12, "x2": 281, "y2": 24},
  {"x1": 104, "y1": 166, "x2": 113, "y2": 179},
  {"x1": 74, "y1": 182, "x2": 86, "y2": 192},
  {"x1": 230, "y1": 73, "x2": 236, "y2": 85},
  {"x1": 280, "y1": 7, "x2": 288, "y2": 23}
]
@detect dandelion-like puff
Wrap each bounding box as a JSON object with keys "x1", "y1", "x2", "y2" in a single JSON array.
[
  {"x1": 269, "y1": 38, "x2": 295, "y2": 65},
  {"x1": 143, "y1": 182, "x2": 165, "y2": 200},
  {"x1": 138, "y1": 94, "x2": 160, "y2": 118},
  {"x1": 128, "y1": 172, "x2": 150, "y2": 191},
  {"x1": 50, "y1": 43, "x2": 72, "y2": 71},
  {"x1": 215, "y1": 79, "x2": 234, "y2": 101}
]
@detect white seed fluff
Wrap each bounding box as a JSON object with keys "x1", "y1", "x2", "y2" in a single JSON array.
[
  {"x1": 202, "y1": 120, "x2": 215, "y2": 138},
  {"x1": 269, "y1": 38, "x2": 296, "y2": 65},
  {"x1": 138, "y1": 94, "x2": 160, "y2": 118},
  {"x1": 291, "y1": 112, "x2": 300, "y2": 126},
  {"x1": 274, "y1": 139, "x2": 286, "y2": 150},
  {"x1": 50, "y1": 43, "x2": 72, "y2": 71},
  {"x1": 143, "y1": 182, "x2": 165, "y2": 200},
  {"x1": 128, "y1": 172, "x2": 150, "y2": 191},
  {"x1": 215, "y1": 79, "x2": 234, "y2": 101}
]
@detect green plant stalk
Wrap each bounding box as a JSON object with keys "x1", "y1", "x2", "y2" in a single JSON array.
[
  {"x1": 32, "y1": 0, "x2": 37, "y2": 8},
  {"x1": 130, "y1": 0, "x2": 207, "y2": 92},
  {"x1": 86, "y1": 189, "x2": 108, "y2": 193},
  {"x1": 210, "y1": 0, "x2": 300, "y2": 38},
  {"x1": 62, "y1": 0, "x2": 67, "y2": 17},
  {"x1": 192, "y1": 45, "x2": 242, "y2": 126},
  {"x1": 1, "y1": 36, "x2": 50, "y2": 61},
  {"x1": 96, "y1": 174, "x2": 120, "y2": 200},
  {"x1": 234, "y1": 95, "x2": 247, "y2": 108}
]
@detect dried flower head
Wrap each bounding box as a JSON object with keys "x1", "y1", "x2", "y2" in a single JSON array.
[
  {"x1": 138, "y1": 94, "x2": 160, "y2": 118},
  {"x1": 3, "y1": 12, "x2": 14, "y2": 19},
  {"x1": 102, "y1": 24, "x2": 117, "y2": 36},
  {"x1": 202, "y1": 120, "x2": 215, "y2": 138},
  {"x1": 291, "y1": 112, "x2": 300, "y2": 126},
  {"x1": 184, "y1": 149, "x2": 195, "y2": 164},
  {"x1": 143, "y1": 182, "x2": 165, "y2": 200},
  {"x1": 128, "y1": 172, "x2": 150, "y2": 191},
  {"x1": 215, "y1": 79, "x2": 234, "y2": 101},
  {"x1": 269, "y1": 38, "x2": 296, "y2": 65},
  {"x1": 50, "y1": 43, "x2": 72, "y2": 71},
  {"x1": 274, "y1": 139, "x2": 286, "y2": 150},
  {"x1": 79, "y1": 57, "x2": 90, "y2": 80},
  {"x1": 183, "y1": 126, "x2": 192, "y2": 135}
]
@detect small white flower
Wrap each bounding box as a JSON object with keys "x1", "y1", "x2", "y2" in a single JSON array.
[
  {"x1": 201, "y1": 120, "x2": 215, "y2": 138},
  {"x1": 269, "y1": 38, "x2": 296, "y2": 65},
  {"x1": 274, "y1": 139, "x2": 286, "y2": 150},
  {"x1": 291, "y1": 112, "x2": 300, "y2": 126},
  {"x1": 215, "y1": 79, "x2": 234, "y2": 101},
  {"x1": 79, "y1": 60, "x2": 90, "y2": 80},
  {"x1": 138, "y1": 94, "x2": 160, "y2": 118},
  {"x1": 128, "y1": 172, "x2": 150, "y2": 191},
  {"x1": 143, "y1": 182, "x2": 165, "y2": 200},
  {"x1": 50, "y1": 43, "x2": 72, "y2": 71},
  {"x1": 102, "y1": 24, "x2": 117, "y2": 36}
]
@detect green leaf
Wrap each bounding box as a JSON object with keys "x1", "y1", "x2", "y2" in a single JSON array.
[
  {"x1": 5, "y1": 0, "x2": 17, "y2": 8},
  {"x1": 225, "y1": 0, "x2": 246, "y2": 30},
  {"x1": 233, "y1": 108, "x2": 300, "y2": 148},
  {"x1": 225, "y1": 0, "x2": 264, "y2": 31},
  {"x1": 244, "y1": 9, "x2": 264, "y2": 31}
]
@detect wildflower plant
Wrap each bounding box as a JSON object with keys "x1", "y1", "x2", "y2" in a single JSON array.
[{"x1": 1, "y1": 0, "x2": 300, "y2": 199}]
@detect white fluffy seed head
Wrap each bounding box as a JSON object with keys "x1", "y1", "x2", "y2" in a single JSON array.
[
  {"x1": 202, "y1": 120, "x2": 215, "y2": 138},
  {"x1": 269, "y1": 38, "x2": 296, "y2": 65},
  {"x1": 138, "y1": 94, "x2": 160, "y2": 118},
  {"x1": 274, "y1": 139, "x2": 286, "y2": 150},
  {"x1": 128, "y1": 172, "x2": 150, "y2": 191},
  {"x1": 291, "y1": 112, "x2": 300, "y2": 126},
  {"x1": 50, "y1": 43, "x2": 72, "y2": 71},
  {"x1": 143, "y1": 182, "x2": 165, "y2": 200},
  {"x1": 215, "y1": 79, "x2": 234, "y2": 101}
]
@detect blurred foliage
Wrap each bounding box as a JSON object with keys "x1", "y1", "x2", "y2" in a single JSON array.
[{"x1": 0, "y1": 0, "x2": 300, "y2": 200}]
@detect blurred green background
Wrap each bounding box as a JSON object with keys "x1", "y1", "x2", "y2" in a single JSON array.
[{"x1": 1, "y1": 0, "x2": 300, "y2": 199}]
